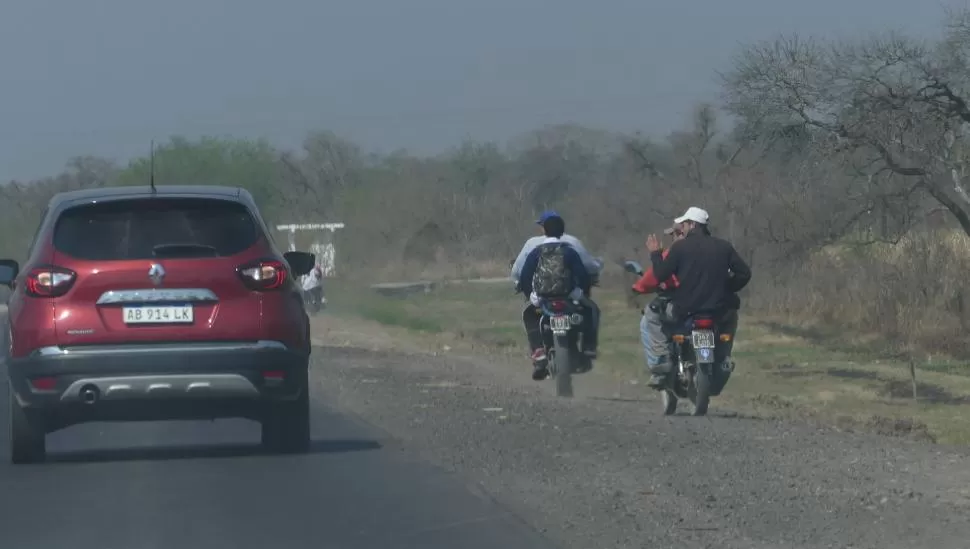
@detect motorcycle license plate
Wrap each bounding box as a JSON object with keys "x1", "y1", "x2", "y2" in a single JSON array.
[
  {"x1": 550, "y1": 315, "x2": 570, "y2": 331},
  {"x1": 691, "y1": 330, "x2": 715, "y2": 349}
]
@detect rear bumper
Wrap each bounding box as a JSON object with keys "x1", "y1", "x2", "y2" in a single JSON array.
[{"x1": 6, "y1": 341, "x2": 309, "y2": 426}]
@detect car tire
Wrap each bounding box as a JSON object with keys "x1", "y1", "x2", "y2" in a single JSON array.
[
  {"x1": 260, "y1": 368, "x2": 311, "y2": 454},
  {"x1": 9, "y1": 388, "x2": 46, "y2": 464}
]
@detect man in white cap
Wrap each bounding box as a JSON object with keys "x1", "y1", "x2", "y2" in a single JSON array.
[{"x1": 643, "y1": 206, "x2": 751, "y2": 389}]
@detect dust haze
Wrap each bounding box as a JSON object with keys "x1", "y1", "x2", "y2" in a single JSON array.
[{"x1": 6, "y1": 5, "x2": 970, "y2": 549}]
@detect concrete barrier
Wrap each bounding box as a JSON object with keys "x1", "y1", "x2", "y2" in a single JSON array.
[
  {"x1": 369, "y1": 277, "x2": 510, "y2": 297},
  {"x1": 370, "y1": 281, "x2": 438, "y2": 297},
  {"x1": 451, "y1": 277, "x2": 509, "y2": 285}
]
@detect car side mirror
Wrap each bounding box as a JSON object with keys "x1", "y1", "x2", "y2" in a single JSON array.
[
  {"x1": 284, "y1": 251, "x2": 316, "y2": 277},
  {"x1": 0, "y1": 259, "x2": 19, "y2": 287}
]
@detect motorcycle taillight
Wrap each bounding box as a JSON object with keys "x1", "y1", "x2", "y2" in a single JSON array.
[
  {"x1": 694, "y1": 318, "x2": 714, "y2": 329},
  {"x1": 548, "y1": 300, "x2": 567, "y2": 312}
]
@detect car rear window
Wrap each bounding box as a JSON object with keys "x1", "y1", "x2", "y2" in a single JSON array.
[{"x1": 53, "y1": 197, "x2": 262, "y2": 260}]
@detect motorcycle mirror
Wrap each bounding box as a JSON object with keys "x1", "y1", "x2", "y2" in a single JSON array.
[{"x1": 622, "y1": 260, "x2": 644, "y2": 276}]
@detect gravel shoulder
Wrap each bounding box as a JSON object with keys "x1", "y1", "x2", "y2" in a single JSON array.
[{"x1": 310, "y1": 316, "x2": 970, "y2": 549}]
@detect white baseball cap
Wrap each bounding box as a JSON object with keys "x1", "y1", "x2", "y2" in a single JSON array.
[{"x1": 674, "y1": 206, "x2": 709, "y2": 225}]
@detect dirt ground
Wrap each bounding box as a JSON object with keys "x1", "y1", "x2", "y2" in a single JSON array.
[{"x1": 307, "y1": 311, "x2": 970, "y2": 549}]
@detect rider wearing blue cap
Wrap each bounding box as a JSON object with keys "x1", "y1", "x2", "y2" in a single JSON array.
[{"x1": 511, "y1": 211, "x2": 603, "y2": 380}]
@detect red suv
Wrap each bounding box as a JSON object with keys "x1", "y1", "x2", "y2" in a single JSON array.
[{"x1": 0, "y1": 185, "x2": 316, "y2": 464}]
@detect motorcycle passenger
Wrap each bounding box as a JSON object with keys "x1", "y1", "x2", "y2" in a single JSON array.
[
  {"x1": 633, "y1": 225, "x2": 684, "y2": 295},
  {"x1": 515, "y1": 214, "x2": 593, "y2": 381},
  {"x1": 511, "y1": 211, "x2": 604, "y2": 287},
  {"x1": 644, "y1": 207, "x2": 751, "y2": 389},
  {"x1": 633, "y1": 226, "x2": 683, "y2": 378}
]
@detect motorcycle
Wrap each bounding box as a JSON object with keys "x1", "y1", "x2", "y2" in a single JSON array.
[
  {"x1": 510, "y1": 258, "x2": 598, "y2": 398},
  {"x1": 535, "y1": 294, "x2": 596, "y2": 397},
  {"x1": 623, "y1": 260, "x2": 735, "y2": 416},
  {"x1": 304, "y1": 286, "x2": 326, "y2": 314}
]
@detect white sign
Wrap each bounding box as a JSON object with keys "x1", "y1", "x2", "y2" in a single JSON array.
[{"x1": 277, "y1": 221, "x2": 345, "y2": 277}]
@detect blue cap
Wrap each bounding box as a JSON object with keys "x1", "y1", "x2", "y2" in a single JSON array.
[{"x1": 536, "y1": 210, "x2": 562, "y2": 225}]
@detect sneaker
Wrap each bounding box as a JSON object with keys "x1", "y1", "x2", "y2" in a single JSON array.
[
  {"x1": 583, "y1": 348, "x2": 598, "y2": 359},
  {"x1": 531, "y1": 349, "x2": 550, "y2": 381},
  {"x1": 647, "y1": 374, "x2": 667, "y2": 389},
  {"x1": 532, "y1": 364, "x2": 551, "y2": 381}
]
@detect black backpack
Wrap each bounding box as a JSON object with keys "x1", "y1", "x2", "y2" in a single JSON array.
[{"x1": 532, "y1": 242, "x2": 573, "y2": 298}]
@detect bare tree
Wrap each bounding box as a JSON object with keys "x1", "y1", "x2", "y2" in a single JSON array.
[{"x1": 721, "y1": 16, "x2": 970, "y2": 238}]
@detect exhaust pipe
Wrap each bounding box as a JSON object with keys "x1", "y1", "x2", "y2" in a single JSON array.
[{"x1": 79, "y1": 385, "x2": 99, "y2": 405}]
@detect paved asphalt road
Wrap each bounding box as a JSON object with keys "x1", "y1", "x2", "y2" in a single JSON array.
[{"x1": 0, "y1": 308, "x2": 558, "y2": 549}]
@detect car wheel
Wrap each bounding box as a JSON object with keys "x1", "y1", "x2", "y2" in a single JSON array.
[
  {"x1": 9, "y1": 388, "x2": 46, "y2": 464},
  {"x1": 260, "y1": 368, "x2": 311, "y2": 454}
]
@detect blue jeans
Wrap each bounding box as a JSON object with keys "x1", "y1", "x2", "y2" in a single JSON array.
[{"x1": 640, "y1": 301, "x2": 674, "y2": 374}]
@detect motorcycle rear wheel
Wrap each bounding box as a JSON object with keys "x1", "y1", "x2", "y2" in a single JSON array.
[
  {"x1": 552, "y1": 334, "x2": 574, "y2": 398},
  {"x1": 690, "y1": 368, "x2": 712, "y2": 416}
]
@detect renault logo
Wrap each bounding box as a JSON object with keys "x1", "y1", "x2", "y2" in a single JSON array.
[{"x1": 148, "y1": 263, "x2": 166, "y2": 286}]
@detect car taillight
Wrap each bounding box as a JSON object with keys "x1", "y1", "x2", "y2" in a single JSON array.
[
  {"x1": 237, "y1": 259, "x2": 287, "y2": 291},
  {"x1": 694, "y1": 318, "x2": 714, "y2": 329},
  {"x1": 25, "y1": 265, "x2": 77, "y2": 298}
]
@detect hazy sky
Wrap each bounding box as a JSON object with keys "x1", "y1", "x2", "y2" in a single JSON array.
[{"x1": 0, "y1": 0, "x2": 962, "y2": 181}]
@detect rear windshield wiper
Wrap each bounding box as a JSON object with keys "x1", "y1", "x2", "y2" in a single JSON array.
[{"x1": 152, "y1": 243, "x2": 219, "y2": 258}]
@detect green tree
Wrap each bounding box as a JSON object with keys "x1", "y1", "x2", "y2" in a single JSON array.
[{"x1": 116, "y1": 136, "x2": 281, "y2": 212}]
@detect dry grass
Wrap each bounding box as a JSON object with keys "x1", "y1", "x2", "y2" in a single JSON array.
[
  {"x1": 753, "y1": 230, "x2": 970, "y2": 358},
  {"x1": 320, "y1": 277, "x2": 970, "y2": 446}
]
